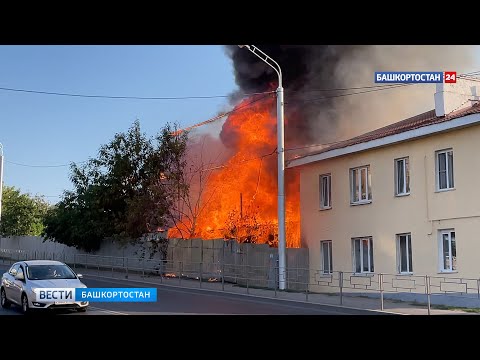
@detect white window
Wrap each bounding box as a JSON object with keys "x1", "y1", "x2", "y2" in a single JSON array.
[
  {"x1": 320, "y1": 240, "x2": 333, "y2": 274},
  {"x1": 319, "y1": 174, "x2": 331, "y2": 209},
  {"x1": 397, "y1": 233, "x2": 413, "y2": 274},
  {"x1": 395, "y1": 157, "x2": 410, "y2": 196},
  {"x1": 436, "y1": 149, "x2": 454, "y2": 190},
  {"x1": 352, "y1": 237, "x2": 374, "y2": 273},
  {"x1": 439, "y1": 229, "x2": 456, "y2": 272},
  {"x1": 350, "y1": 166, "x2": 372, "y2": 204}
]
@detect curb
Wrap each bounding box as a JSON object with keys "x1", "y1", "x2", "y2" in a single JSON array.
[{"x1": 83, "y1": 272, "x2": 409, "y2": 315}]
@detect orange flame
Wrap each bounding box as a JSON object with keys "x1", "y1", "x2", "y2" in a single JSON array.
[{"x1": 168, "y1": 96, "x2": 300, "y2": 248}]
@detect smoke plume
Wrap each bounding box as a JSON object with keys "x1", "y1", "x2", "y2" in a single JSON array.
[{"x1": 224, "y1": 45, "x2": 477, "y2": 155}]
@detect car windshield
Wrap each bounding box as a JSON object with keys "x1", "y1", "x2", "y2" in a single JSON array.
[{"x1": 26, "y1": 265, "x2": 77, "y2": 280}]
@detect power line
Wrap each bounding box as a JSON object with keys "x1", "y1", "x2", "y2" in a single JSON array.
[
  {"x1": 2, "y1": 70, "x2": 479, "y2": 103},
  {"x1": 284, "y1": 141, "x2": 345, "y2": 152},
  {"x1": 175, "y1": 83, "x2": 413, "y2": 133},
  {"x1": 0, "y1": 83, "x2": 414, "y2": 101},
  {"x1": 287, "y1": 70, "x2": 480, "y2": 98},
  {"x1": 0, "y1": 85, "x2": 274, "y2": 101},
  {"x1": 291, "y1": 83, "x2": 404, "y2": 93},
  {"x1": 5, "y1": 159, "x2": 87, "y2": 168},
  {"x1": 285, "y1": 70, "x2": 480, "y2": 104},
  {"x1": 175, "y1": 84, "x2": 412, "y2": 133},
  {"x1": 174, "y1": 93, "x2": 275, "y2": 135},
  {"x1": 43, "y1": 148, "x2": 279, "y2": 200},
  {"x1": 178, "y1": 82, "x2": 429, "y2": 132},
  {"x1": 459, "y1": 70, "x2": 480, "y2": 77},
  {"x1": 286, "y1": 84, "x2": 411, "y2": 104},
  {"x1": 200, "y1": 148, "x2": 277, "y2": 172}
]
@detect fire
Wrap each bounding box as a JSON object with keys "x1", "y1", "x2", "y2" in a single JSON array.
[{"x1": 168, "y1": 95, "x2": 300, "y2": 248}]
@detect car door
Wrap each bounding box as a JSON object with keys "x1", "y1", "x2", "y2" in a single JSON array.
[
  {"x1": 10, "y1": 265, "x2": 26, "y2": 305},
  {"x1": 3, "y1": 264, "x2": 20, "y2": 303}
]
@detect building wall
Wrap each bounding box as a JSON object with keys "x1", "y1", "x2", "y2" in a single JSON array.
[{"x1": 299, "y1": 124, "x2": 480, "y2": 279}]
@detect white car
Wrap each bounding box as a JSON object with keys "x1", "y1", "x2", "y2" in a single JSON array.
[{"x1": 1, "y1": 260, "x2": 89, "y2": 314}]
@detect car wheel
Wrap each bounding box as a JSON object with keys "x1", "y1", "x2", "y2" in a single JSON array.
[
  {"x1": 77, "y1": 306, "x2": 88, "y2": 313},
  {"x1": 1, "y1": 288, "x2": 11, "y2": 309},
  {"x1": 21, "y1": 293, "x2": 30, "y2": 314}
]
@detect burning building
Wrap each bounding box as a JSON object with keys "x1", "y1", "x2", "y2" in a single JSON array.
[{"x1": 168, "y1": 45, "x2": 475, "y2": 248}]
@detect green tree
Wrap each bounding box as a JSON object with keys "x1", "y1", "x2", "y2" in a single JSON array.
[
  {"x1": 0, "y1": 185, "x2": 50, "y2": 236},
  {"x1": 42, "y1": 120, "x2": 189, "y2": 252}
]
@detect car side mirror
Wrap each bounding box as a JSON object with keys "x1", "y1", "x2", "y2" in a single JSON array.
[
  {"x1": 77, "y1": 274, "x2": 83, "y2": 279},
  {"x1": 15, "y1": 272, "x2": 25, "y2": 281}
]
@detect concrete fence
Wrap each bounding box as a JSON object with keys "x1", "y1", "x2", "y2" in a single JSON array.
[{"x1": 0, "y1": 235, "x2": 309, "y2": 291}]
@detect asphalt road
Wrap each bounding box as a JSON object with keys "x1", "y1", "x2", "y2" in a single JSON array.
[{"x1": 0, "y1": 265, "x2": 381, "y2": 315}]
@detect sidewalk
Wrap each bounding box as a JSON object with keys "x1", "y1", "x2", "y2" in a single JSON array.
[{"x1": 75, "y1": 266, "x2": 475, "y2": 315}]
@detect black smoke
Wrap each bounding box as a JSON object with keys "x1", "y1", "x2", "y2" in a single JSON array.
[
  {"x1": 224, "y1": 45, "x2": 372, "y2": 148},
  {"x1": 224, "y1": 45, "x2": 476, "y2": 153}
]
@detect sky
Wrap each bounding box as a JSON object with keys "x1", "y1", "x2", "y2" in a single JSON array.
[
  {"x1": 0, "y1": 45, "x2": 237, "y2": 202},
  {"x1": 2, "y1": 45, "x2": 480, "y2": 204}
]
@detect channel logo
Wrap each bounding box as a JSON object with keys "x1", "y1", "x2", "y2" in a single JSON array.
[
  {"x1": 34, "y1": 288, "x2": 74, "y2": 301},
  {"x1": 34, "y1": 288, "x2": 157, "y2": 303},
  {"x1": 375, "y1": 71, "x2": 456, "y2": 84}
]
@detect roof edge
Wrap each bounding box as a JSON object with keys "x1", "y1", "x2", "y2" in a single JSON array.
[{"x1": 287, "y1": 112, "x2": 480, "y2": 168}]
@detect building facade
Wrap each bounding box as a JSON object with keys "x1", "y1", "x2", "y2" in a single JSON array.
[{"x1": 287, "y1": 79, "x2": 480, "y2": 280}]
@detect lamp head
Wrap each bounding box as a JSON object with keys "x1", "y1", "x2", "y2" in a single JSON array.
[{"x1": 238, "y1": 45, "x2": 251, "y2": 50}]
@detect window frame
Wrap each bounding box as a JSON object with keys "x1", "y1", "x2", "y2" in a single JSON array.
[
  {"x1": 320, "y1": 240, "x2": 333, "y2": 274},
  {"x1": 319, "y1": 173, "x2": 332, "y2": 210},
  {"x1": 16, "y1": 266, "x2": 25, "y2": 279},
  {"x1": 435, "y1": 149, "x2": 454, "y2": 191},
  {"x1": 352, "y1": 237, "x2": 374, "y2": 274},
  {"x1": 396, "y1": 233, "x2": 413, "y2": 274},
  {"x1": 350, "y1": 165, "x2": 372, "y2": 205},
  {"x1": 438, "y1": 229, "x2": 457, "y2": 273},
  {"x1": 394, "y1": 157, "x2": 410, "y2": 196}
]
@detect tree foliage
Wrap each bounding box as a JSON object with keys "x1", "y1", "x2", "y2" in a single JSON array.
[
  {"x1": 0, "y1": 185, "x2": 50, "y2": 237},
  {"x1": 42, "y1": 121, "x2": 188, "y2": 252}
]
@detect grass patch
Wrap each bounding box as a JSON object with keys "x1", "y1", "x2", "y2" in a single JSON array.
[
  {"x1": 407, "y1": 302, "x2": 480, "y2": 313},
  {"x1": 231, "y1": 284, "x2": 343, "y2": 297},
  {"x1": 462, "y1": 308, "x2": 480, "y2": 313},
  {"x1": 232, "y1": 284, "x2": 273, "y2": 291},
  {"x1": 431, "y1": 304, "x2": 480, "y2": 313},
  {"x1": 409, "y1": 301, "x2": 427, "y2": 307}
]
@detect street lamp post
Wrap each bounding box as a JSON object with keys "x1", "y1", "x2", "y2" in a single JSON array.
[{"x1": 238, "y1": 45, "x2": 287, "y2": 290}]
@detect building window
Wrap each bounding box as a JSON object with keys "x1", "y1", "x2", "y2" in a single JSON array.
[
  {"x1": 439, "y1": 229, "x2": 456, "y2": 272},
  {"x1": 350, "y1": 166, "x2": 372, "y2": 204},
  {"x1": 320, "y1": 240, "x2": 333, "y2": 274},
  {"x1": 395, "y1": 157, "x2": 410, "y2": 196},
  {"x1": 352, "y1": 237, "x2": 374, "y2": 273},
  {"x1": 436, "y1": 149, "x2": 454, "y2": 190},
  {"x1": 397, "y1": 233, "x2": 413, "y2": 274},
  {"x1": 319, "y1": 174, "x2": 331, "y2": 209}
]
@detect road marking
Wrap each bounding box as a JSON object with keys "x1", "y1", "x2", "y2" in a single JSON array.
[
  {"x1": 84, "y1": 275, "x2": 394, "y2": 315},
  {"x1": 89, "y1": 306, "x2": 129, "y2": 315}
]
